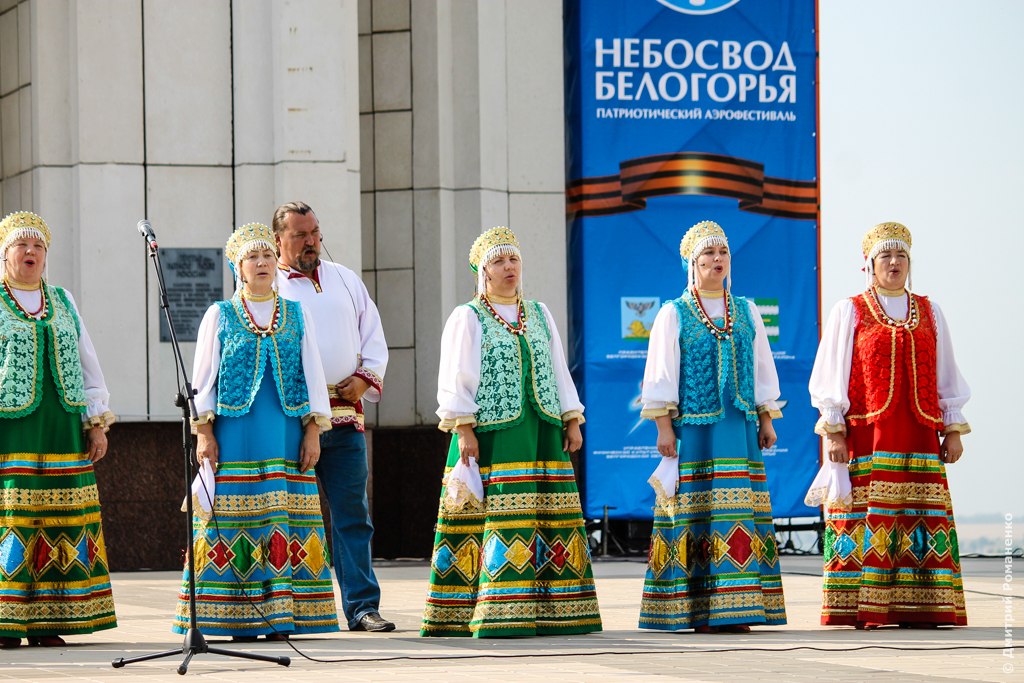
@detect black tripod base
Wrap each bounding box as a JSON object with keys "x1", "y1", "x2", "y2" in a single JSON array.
[{"x1": 111, "y1": 628, "x2": 290, "y2": 675}]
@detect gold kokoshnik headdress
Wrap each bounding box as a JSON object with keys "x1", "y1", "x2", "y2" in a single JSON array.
[
  {"x1": 469, "y1": 226, "x2": 522, "y2": 295},
  {"x1": 0, "y1": 212, "x2": 51, "y2": 259},
  {"x1": 225, "y1": 222, "x2": 278, "y2": 287},
  {"x1": 679, "y1": 220, "x2": 730, "y2": 290},
  {"x1": 862, "y1": 221, "x2": 912, "y2": 289}
]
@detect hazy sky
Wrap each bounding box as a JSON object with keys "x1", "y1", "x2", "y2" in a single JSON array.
[{"x1": 819, "y1": 1, "x2": 1023, "y2": 515}]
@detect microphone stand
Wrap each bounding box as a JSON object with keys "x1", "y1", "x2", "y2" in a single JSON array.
[{"x1": 112, "y1": 235, "x2": 289, "y2": 674}]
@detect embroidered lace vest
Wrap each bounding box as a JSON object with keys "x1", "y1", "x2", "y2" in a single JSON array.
[
  {"x1": 0, "y1": 283, "x2": 88, "y2": 418},
  {"x1": 215, "y1": 295, "x2": 310, "y2": 417},
  {"x1": 847, "y1": 291, "x2": 942, "y2": 430},
  {"x1": 468, "y1": 298, "x2": 563, "y2": 431},
  {"x1": 671, "y1": 291, "x2": 757, "y2": 426}
]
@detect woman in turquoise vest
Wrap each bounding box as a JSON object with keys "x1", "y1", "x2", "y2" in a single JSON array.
[
  {"x1": 0, "y1": 212, "x2": 117, "y2": 648},
  {"x1": 173, "y1": 223, "x2": 339, "y2": 641},
  {"x1": 639, "y1": 221, "x2": 787, "y2": 633},
  {"x1": 422, "y1": 227, "x2": 602, "y2": 637}
]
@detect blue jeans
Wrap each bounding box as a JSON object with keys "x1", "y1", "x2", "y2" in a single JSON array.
[{"x1": 316, "y1": 425, "x2": 381, "y2": 629}]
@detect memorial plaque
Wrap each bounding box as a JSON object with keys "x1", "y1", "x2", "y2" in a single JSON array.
[{"x1": 158, "y1": 248, "x2": 224, "y2": 342}]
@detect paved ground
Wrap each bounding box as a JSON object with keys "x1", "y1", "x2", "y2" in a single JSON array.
[{"x1": 0, "y1": 557, "x2": 1015, "y2": 682}]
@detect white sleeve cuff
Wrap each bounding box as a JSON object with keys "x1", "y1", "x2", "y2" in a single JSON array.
[
  {"x1": 942, "y1": 409, "x2": 967, "y2": 427},
  {"x1": 819, "y1": 406, "x2": 846, "y2": 427},
  {"x1": 756, "y1": 400, "x2": 783, "y2": 420},
  {"x1": 641, "y1": 402, "x2": 678, "y2": 420}
]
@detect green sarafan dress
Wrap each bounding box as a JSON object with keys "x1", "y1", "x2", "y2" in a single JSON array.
[
  {"x1": 421, "y1": 297, "x2": 602, "y2": 637},
  {"x1": 0, "y1": 282, "x2": 117, "y2": 638}
]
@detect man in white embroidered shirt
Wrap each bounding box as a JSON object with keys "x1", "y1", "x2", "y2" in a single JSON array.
[{"x1": 273, "y1": 201, "x2": 394, "y2": 632}]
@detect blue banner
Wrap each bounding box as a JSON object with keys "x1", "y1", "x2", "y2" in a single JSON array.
[{"x1": 565, "y1": 0, "x2": 820, "y2": 520}]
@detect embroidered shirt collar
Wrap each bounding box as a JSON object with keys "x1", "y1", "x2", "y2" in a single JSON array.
[{"x1": 279, "y1": 262, "x2": 322, "y2": 292}]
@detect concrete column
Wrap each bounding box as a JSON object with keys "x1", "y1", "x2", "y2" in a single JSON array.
[
  {"x1": 505, "y1": 0, "x2": 568, "y2": 338},
  {"x1": 17, "y1": 0, "x2": 149, "y2": 418},
  {"x1": 406, "y1": 0, "x2": 567, "y2": 426},
  {"x1": 360, "y1": 0, "x2": 414, "y2": 428},
  {"x1": 143, "y1": 0, "x2": 233, "y2": 418},
  {"x1": 271, "y1": 0, "x2": 361, "y2": 273}
]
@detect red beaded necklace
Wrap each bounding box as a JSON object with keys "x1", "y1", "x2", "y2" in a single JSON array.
[
  {"x1": 478, "y1": 294, "x2": 527, "y2": 336},
  {"x1": 239, "y1": 293, "x2": 281, "y2": 338},
  {"x1": 2, "y1": 280, "x2": 47, "y2": 319},
  {"x1": 867, "y1": 286, "x2": 919, "y2": 330},
  {"x1": 690, "y1": 287, "x2": 733, "y2": 341}
]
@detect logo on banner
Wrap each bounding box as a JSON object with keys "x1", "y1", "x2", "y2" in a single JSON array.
[
  {"x1": 754, "y1": 297, "x2": 779, "y2": 343},
  {"x1": 621, "y1": 297, "x2": 660, "y2": 339},
  {"x1": 656, "y1": 0, "x2": 742, "y2": 15}
]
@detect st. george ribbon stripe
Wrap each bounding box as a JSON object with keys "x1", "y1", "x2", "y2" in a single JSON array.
[{"x1": 566, "y1": 152, "x2": 818, "y2": 221}]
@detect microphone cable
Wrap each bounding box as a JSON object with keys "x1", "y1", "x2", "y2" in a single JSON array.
[{"x1": 193, "y1": 467, "x2": 359, "y2": 664}]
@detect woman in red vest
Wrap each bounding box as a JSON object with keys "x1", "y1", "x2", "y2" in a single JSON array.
[{"x1": 809, "y1": 222, "x2": 970, "y2": 629}]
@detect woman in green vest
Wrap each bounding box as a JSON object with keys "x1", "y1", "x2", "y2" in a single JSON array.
[
  {"x1": 0, "y1": 212, "x2": 117, "y2": 648},
  {"x1": 421, "y1": 227, "x2": 602, "y2": 638}
]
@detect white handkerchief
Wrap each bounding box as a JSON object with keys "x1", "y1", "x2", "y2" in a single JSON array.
[
  {"x1": 804, "y1": 460, "x2": 853, "y2": 512},
  {"x1": 181, "y1": 460, "x2": 216, "y2": 520},
  {"x1": 648, "y1": 455, "x2": 679, "y2": 508},
  {"x1": 444, "y1": 459, "x2": 485, "y2": 512}
]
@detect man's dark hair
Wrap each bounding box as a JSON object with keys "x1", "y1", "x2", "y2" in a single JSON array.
[{"x1": 272, "y1": 201, "x2": 316, "y2": 235}]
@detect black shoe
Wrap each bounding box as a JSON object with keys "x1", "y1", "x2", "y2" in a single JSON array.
[
  {"x1": 353, "y1": 612, "x2": 395, "y2": 632},
  {"x1": 27, "y1": 636, "x2": 65, "y2": 647}
]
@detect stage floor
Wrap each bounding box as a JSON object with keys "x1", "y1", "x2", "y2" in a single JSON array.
[{"x1": 0, "y1": 557, "x2": 1013, "y2": 682}]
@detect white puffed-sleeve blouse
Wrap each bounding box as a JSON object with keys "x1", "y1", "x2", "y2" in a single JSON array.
[
  {"x1": 640, "y1": 294, "x2": 782, "y2": 420},
  {"x1": 808, "y1": 292, "x2": 970, "y2": 435},
  {"x1": 436, "y1": 301, "x2": 584, "y2": 431},
  {"x1": 190, "y1": 298, "x2": 332, "y2": 431},
  {"x1": 10, "y1": 287, "x2": 115, "y2": 431}
]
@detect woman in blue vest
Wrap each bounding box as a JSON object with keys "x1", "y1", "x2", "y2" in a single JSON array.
[
  {"x1": 422, "y1": 227, "x2": 602, "y2": 637},
  {"x1": 638, "y1": 220, "x2": 787, "y2": 633},
  {"x1": 0, "y1": 212, "x2": 116, "y2": 648},
  {"x1": 174, "y1": 223, "x2": 339, "y2": 641}
]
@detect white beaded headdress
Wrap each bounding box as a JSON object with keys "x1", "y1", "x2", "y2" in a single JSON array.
[
  {"x1": 0, "y1": 212, "x2": 50, "y2": 259},
  {"x1": 679, "y1": 220, "x2": 730, "y2": 291},
  {"x1": 862, "y1": 222, "x2": 912, "y2": 290},
  {"x1": 225, "y1": 223, "x2": 278, "y2": 293},
  {"x1": 469, "y1": 227, "x2": 522, "y2": 296},
  {"x1": 0, "y1": 212, "x2": 51, "y2": 280}
]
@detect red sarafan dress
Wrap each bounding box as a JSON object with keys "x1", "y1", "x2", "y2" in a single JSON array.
[{"x1": 809, "y1": 287, "x2": 970, "y2": 627}]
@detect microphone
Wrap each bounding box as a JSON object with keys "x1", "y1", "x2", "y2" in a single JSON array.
[{"x1": 137, "y1": 219, "x2": 158, "y2": 251}]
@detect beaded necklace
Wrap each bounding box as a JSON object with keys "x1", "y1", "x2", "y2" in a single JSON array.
[
  {"x1": 239, "y1": 292, "x2": 281, "y2": 338},
  {"x1": 690, "y1": 287, "x2": 733, "y2": 341},
  {"x1": 478, "y1": 294, "x2": 527, "y2": 336},
  {"x1": 867, "y1": 286, "x2": 919, "y2": 330},
  {"x1": 2, "y1": 278, "x2": 47, "y2": 319}
]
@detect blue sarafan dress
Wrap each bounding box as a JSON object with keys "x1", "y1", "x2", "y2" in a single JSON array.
[
  {"x1": 638, "y1": 290, "x2": 787, "y2": 630},
  {"x1": 172, "y1": 293, "x2": 339, "y2": 636}
]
